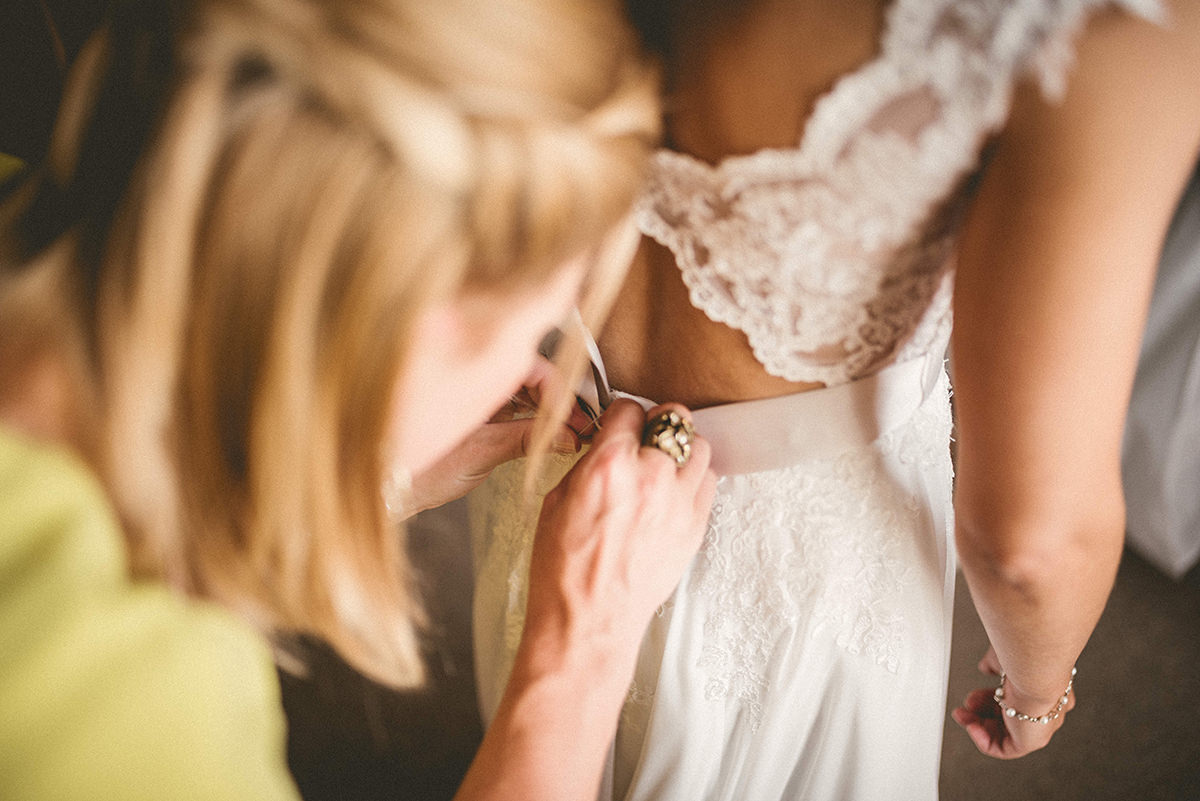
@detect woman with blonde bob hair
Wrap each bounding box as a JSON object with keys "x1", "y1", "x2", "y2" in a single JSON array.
[{"x1": 0, "y1": 0, "x2": 716, "y2": 798}]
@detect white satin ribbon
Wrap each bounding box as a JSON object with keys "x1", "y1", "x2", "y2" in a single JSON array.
[{"x1": 575, "y1": 315, "x2": 944, "y2": 476}]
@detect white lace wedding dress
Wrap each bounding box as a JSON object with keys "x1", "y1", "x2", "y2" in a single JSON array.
[{"x1": 470, "y1": 1, "x2": 1161, "y2": 799}]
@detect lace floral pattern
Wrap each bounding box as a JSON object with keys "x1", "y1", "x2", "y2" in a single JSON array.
[
  {"x1": 637, "y1": 0, "x2": 1161, "y2": 386},
  {"x1": 686, "y1": 374, "x2": 953, "y2": 731}
]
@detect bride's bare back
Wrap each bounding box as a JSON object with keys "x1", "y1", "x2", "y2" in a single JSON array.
[{"x1": 601, "y1": 1, "x2": 889, "y2": 407}]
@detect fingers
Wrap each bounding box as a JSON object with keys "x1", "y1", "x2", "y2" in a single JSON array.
[
  {"x1": 951, "y1": 683, "x2": 1067, "y2": 760},
  {"x1": 409, "y1": 418, "x2": 542, "y2": 512},
  {"x1": 962, "y1": 687, "x2": 1000, "y2": 716},
  {"x1": 409, "y1": 412, "x2": 582, "y2": 512},
  {"x1": 642, "y1": 403, "x2": 715, "y2": 548},
  {"x1": 476, "y1": 419, "x2": 538, "y2": 469},
  {"x1": 572, "y1": 397, "x2": 715, "y2": 544},
  {"x1": 566, "y1": 396, "x2": 715, "y2": 543},
  {"x1": 977, "y1": 646, "x2": 1002, "y2": 676},
  {"x1": 490, "y1": 359, "x2": 555, "y2": 423},
  {"x1": 638, "y1": 402, "x2": 715, "y2": 550},
  {"x1": 639, "y1": 401, "x2": 712, "y2": 478},
  {"x1": 950, "y1": 706, "x2": 977, "y2": 728},
  {"x1": 524, "y1": 394, "x2": 719, "y2": 665},
  {"x1": 589, "y1": 398, "x2": 647, "y2": 450},
  {"x1": 957, "y1": 712, "x2": 1008, "y2": 758},
  {"x1": 474, "y1": 418, "x2": 579, "y2": 470},
  {"x1": 519, "y1": 356, "x2": 556, "y2": 402},
  {"x1": 952, "y1": 690, "x2": 1010, "y2": 759}
]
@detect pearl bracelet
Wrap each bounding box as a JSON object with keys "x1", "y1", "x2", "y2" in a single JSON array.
[{"x1": 992, "y1": 667, "x2": 1076, "y2": 725}]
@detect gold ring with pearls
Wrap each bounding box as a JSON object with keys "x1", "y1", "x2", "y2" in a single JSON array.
[{"x1": 641, "y1": 410, "x2": 695, "y2": 467}]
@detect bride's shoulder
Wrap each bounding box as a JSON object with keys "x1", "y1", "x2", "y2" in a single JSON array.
[{"x1": 911, "y1": 0, "x2": 1166, "y2": 94}]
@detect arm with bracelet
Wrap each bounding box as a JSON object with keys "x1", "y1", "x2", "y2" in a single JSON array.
[{"x1": 950, "y1": 1, "x2": 1200, "y2": 758}]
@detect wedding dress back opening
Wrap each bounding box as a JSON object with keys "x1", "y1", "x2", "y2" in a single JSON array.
[{"x1": 471, "y1": 1, "x2": 1160, "y2": 799}]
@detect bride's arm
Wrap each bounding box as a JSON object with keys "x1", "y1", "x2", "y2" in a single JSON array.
[{"x1": 950, "y1": 1, "x2": 1200, "y2": 758}]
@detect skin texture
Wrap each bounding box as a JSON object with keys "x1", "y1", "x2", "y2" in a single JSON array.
[
  {"x1": 606, "y1": 0, "x2": 1200, "y2": 762},
  {"x1": 949, "y1": 2, "x2": 1200, "y2": 758}
]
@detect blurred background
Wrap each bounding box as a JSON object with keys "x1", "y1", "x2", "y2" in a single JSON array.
[
  {"x1": 0, "y1": 0, "x2": 109, "y2": 165},
  {"x1": 4, "y1": 4, "x2": 1196, "y2": 800}
]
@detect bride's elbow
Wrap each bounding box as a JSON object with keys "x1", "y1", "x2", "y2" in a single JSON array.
[{"x1": 953, "y1": 497, "x2": 1126, "y2": 593}]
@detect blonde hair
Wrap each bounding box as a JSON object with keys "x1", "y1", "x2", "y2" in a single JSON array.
[{"x1": 0, "y1": 0, "x2": 658, "y2": 687}]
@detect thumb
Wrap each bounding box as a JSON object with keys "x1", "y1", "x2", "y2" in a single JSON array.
[{"x1": 978, "y1": 646, "x2": 1002, "y2": 676}]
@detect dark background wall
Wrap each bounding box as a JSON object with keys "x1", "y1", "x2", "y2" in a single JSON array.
[{"x1": 0, "y1": 0, "x2": 108, "y2": 162}]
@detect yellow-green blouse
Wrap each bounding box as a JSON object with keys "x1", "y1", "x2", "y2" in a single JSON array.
[{"x1": 0, "y1": 426, "x2": 300, "y2": 800}]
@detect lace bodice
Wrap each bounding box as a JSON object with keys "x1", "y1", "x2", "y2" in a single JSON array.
[{"x1": 637, "y1": 0, "x2": 1162, "y2": 386}]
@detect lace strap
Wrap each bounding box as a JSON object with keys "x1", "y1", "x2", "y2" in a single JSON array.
[{"x1": 998, "y1": 0, "x2": 1166, "y2": 100}]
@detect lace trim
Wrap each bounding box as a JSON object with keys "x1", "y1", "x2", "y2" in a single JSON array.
[
  {"x1": 690, "y1": 375, "x2": 954, "y2": 731},
  {"x1": 637, "y1": 0, "x2": 1161, "y2": 387},
  {"x1": 994, "y1": 0, "x2": 1165, "y2": 100}
]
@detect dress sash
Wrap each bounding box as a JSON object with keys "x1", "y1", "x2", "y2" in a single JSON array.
[{"x1": 578, "y1": 316, "x2": 946, "y2": 476}]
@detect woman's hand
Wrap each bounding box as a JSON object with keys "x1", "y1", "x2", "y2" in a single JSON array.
[
  {"x1": 521, "y1": 398, "x2": 717, "y2": 671},
  {"x1": 454, "y1": 399, "x2": 716, "y2": 801},
  {"x1": 407, "y1": 358, "x2": 593, "y2": 515},
  {"x1": 951, "y1": 646, "x2": 1076, "y2": 759}
]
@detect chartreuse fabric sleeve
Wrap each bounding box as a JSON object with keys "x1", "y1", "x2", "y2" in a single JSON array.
[{"x1": 0, "y1": 426, "x2": 300, "y2": 800}]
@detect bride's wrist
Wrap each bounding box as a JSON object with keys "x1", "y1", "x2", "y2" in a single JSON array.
[{"x1": 993, "y1": 667, "x2": 1076, "y2": 725}]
